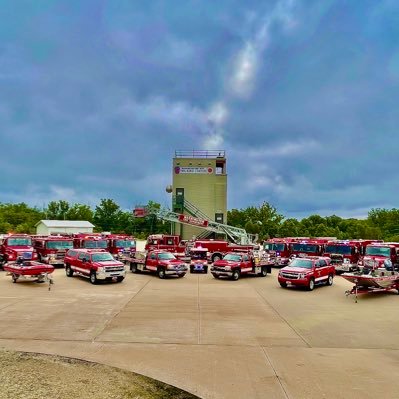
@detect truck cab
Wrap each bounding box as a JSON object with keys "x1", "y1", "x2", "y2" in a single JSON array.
[
  {"x1": 73, "y1": 234, "x2": 108, "y2": 250},
  {"x1": 360, "y1": 243, "x2": 399, "y2": 271},
  {"x1": 32, "y1": 236, "x2": 73, "y2": 265},
  {"x1": 0, "y1": 234, "x2": 38, "y2": 266},
  {"x1": 145, "y1": 234, "x2": 187, "y2": 257},
  {"x1": 104, "y1": 234, "x2": 136, "y2": 262},
  {"x1": 211, "y1": 251, "x2": 271, "y2": 280},
  {"x1": 263, "y1": 239, "x2": 291, "y2": 267},
  {"x1": 189, "y1": 247, "x2": 209, "y2": 273},
  {"x1": 323, "y1": 240, "x2": 361, "y2": 273},
  {"x1": 278, "y1": 256, "x2": 335, "y2": 291},
  {"x1": 289, "y1": 240, "x2": 324, "y2": 258},
  {"x1": 64, "y1": 248, "x2": 126, "y2": 284},
  {"x1": 130, "y1": 250, "x2": 188, "y2": 279}
]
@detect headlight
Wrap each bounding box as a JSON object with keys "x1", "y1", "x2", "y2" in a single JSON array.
[
  {"x1": 224, "y1": 266, "x2": 231, "y2": 271},
  {"x1": 299, "y1": 273, "x2": 307, "y2": 278}
]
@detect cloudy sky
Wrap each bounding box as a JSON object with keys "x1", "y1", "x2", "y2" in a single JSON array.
[{"x1": 1, "y1": 0, "x2": 398, "y2": 218}]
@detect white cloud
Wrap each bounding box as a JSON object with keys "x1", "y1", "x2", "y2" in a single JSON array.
[{"x1": 203, "y1": 133, "x2": 224, "y2": 149}]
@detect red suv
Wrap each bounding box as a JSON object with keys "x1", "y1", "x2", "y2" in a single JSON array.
[
  {"x1": 64, "y1": 248, "x2": 126, "y2": 284},
  {"x1": 278, "y1": 257, "x2": 335, "y2": 291}
]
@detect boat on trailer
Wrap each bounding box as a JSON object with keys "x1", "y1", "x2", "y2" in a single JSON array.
[
  {"x1": 4, "y1": 260, "x2": 54, "y2": 288},
  {"x1": 342, "y1": 268, "x2": 399, "y2": 302}
]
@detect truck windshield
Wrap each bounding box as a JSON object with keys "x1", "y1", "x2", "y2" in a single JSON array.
[
  {"x1": 47, "y1": 241, "x2": 73, "y2": 249},
  {"x1": 190, "y1": 250, "x2": 207, "y2": 259},
  {"x1": 264, "y1": 243, "x2": 285, "y2": 251},
  {"x1": 115, "y1": 240, "x2": 135, "y2": 248},
  {"x1": 8, "y1": 238, "x2": 32, "y2": 246},
  {"x1": 292, "y1": 243, "x2": 318, "y2": 253},
  {"x1": 289, "y1": 259, "x2": 313, "y2": 268},
  {"x1": 324, "y1": 245, "x2": 351, "y2": 255},
  {"x1": 84, "y1": 240, "x2": 108, "y2": 248},
  {"x1": 91, "y1": 253, "x2": 114, "y2": 262},
  {"x1": 158, "y1": 253, "x2": 176, "y2": 260},
  {"x1": 365, "y1": 246, "x2": 390, "y2": 257},
  {"x1": 223, "y1": 254, "x2": 242, "y2": 261}
]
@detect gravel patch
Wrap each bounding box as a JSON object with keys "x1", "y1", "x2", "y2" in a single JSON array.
[{"x1": 0, "y1": 350, "x2": 199, "y2": 399}]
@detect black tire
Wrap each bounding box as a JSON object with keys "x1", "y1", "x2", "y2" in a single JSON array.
[
  {"x1": 90, "y1": 271, "x2": 98, "y2": 285},
  {"x1": 231, "y1": 269, "x2": 240, "y2": 281},
  {"x1": 65, "y1": 264, "x2": 74, "y2": 277},
  {"x1": 190, "y1": 265, "x2": 194, "y2": 273},
  {"x1": 212, "y1": 253, "x2": 222, "y2": 263},
  {"x1": 130, "y1": 263, "x2": 138, "y2": 273},
  {"x1": 212, "y1": 273, "x2": 219, "y2": 279},
  {"x1": 116, "y1": 276, "x2": 124, "y2": 283},
  {"x1": 158, "y1": 268, "x2": 166, "y2": 279},
  {"x1": 279, "y1": 282, "x2": 287, "y2": 288},
  {"x1": 204, "y1": 266, "x2": 208, "y2": 274},
  {"x1": 259, "y1": 267, "x2": 268, "y2": 277},
  {"x1": 178, "y1": 273, "x2": 185, "y2": 278},
  {"x1": 307, "y1": 278, "x2": 315, "y2": 291},
  {"x1": 326, "y1": 274, "x2": 333, "y2": 286}
]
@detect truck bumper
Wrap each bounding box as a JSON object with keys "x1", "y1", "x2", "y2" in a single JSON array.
[
  {"x1": 210, "y1": 268, "x2": 233, "y2": 277},
  {"x1": 165, "y1": 268, "x2": 187, "y2": 275},
  {"x1": 96, "y1": 270, "x2": 126, "y2": 280},
  {"x1": 278, "y1": 276, "x2": 309, "y2": 287}
]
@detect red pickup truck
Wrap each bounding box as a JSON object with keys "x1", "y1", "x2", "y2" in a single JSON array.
[
  {"x1": 129, "y1": 250, "x2": 188, "y2": 279},
  {"x1": 64, "y1": 248, "x2": 126, "y2": 284},
  {"x1": 210, "y1": 252, "x2": 272, "y2": 280},
  {"x1": 278, "y1": 256, "x2": 335, "y2": 291}
]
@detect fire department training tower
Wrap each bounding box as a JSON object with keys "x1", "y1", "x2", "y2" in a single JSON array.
[{"x1": 172, "y1": 150, "x2": 227, "y2": 240}]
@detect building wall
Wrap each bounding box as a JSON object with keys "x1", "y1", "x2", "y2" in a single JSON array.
[
  {"x1": 36, "y1": 224, "x2": 93, "y2": 235},
  {"x1": 172, "y1": 155, "x2": 227, "y2": 240}
]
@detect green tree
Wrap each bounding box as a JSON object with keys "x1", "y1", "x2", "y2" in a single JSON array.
[
  {"x1": 93, "y1": 199, "x2": 122, "y2": 232},
  {"x1": 66, "y1": 204, "x2": 93, "y2": 222},
  {"x1": 46, "y1": 200, "x2": 70, "y2": 220}
]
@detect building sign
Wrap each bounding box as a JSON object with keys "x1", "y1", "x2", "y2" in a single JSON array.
[
  {"x1": 175, "y1": 167, "x2": 213, "y2": 174},
  {"x1": 178, "y1": 214, "x2": 209, "y2": 227}
]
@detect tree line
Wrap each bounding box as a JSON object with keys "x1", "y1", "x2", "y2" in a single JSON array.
[{"x1": 0, "y1": 199, "x2": 398, "y2": 242}]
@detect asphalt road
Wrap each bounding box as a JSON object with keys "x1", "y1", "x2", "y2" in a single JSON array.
[{"x1": 1, "y1": 267, "x2": 399, "y2": 399}]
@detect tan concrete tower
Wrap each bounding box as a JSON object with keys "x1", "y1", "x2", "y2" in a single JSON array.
[{"x1": 172, "y1": 150, "x2": 227, "y2": 240}]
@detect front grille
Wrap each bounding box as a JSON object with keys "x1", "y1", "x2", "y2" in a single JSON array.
[
  {"x1": 213, "y1": 267, "x2": 229, "y2": 272},
  {"x1": 105, "y1": 267, "x2": 125, "y2": 272},
  {"x1": 281, "y1": 272, "x2": 299, "y2": 279}
]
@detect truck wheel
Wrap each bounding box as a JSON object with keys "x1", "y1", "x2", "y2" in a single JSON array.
[
  {"x1": 212, "y1": 253, "x2": 222, "y2": 263},
  {"x1": 90, "y1": 272, "x2": 98, "y2": 285},
  {"x1": 178, "y1": 273, "x2": 185, "y2": 278},
  {"x1": 204, "y1": 266, "x2": 208, "y2": 274},
  {"x1": 259, "y1": 267, "x2": 268, "y2": 277},
  {"x1": 130, "y1": 263, "x2": 138, "y2": 273},
  {"x1": 212, "y1": 273, "x2": 219, "y2": 279},
  {"x1": 190, "y1": 265, "x2": 194, "y2": 273},
  {"x1": 307, "y1": 278, "x2": 315, "y2": 291},
  {"x1": 158, "y1": 268, "x2": 166, "y2": 279},
  {"x1": 231, "y1": 269, "x2": 240, "y2": 281},
  {"x1": 65, "y1": 265, "x2": 74, "y2": 277},
  {"x1": 116, "y1": 276, "x2": 124, "y2": 283},
  {"x1": 326, "y1": 274, "x2": 333, "y2": 286},
  {"x1": 279, "y1": 282, "x2": 287, "y2": 288}
]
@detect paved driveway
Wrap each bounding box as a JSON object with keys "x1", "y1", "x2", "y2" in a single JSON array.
[{"x1": 1, "y1": 268, "x2": 399, "y2": 398}]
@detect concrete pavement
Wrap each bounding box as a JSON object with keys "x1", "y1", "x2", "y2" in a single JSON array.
[{"x1": 1, "y1": 268, "x2": 399, "y2": 398}]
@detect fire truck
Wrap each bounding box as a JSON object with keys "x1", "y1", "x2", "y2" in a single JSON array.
[
  {"x1": 359, "y1": 242, "x2": 399, "y2": 271},
  {"x1": 263, "y1": 238, "x2": 291, "y2": 267},
  {"x1": 289, "y1": 239, "x2": 327, "y2": 258},
  {"x1": 145, "y1": 234, "x2": 187, "y2": 255},
  {"x1": 72, "y1": 233, "x2": 108, "y2": 250},
  {"x1": 323, "y1": 240, "x2": 376, "y2": 273},
  {"x1": 32, "y1": 235, "x2": 74, "y2": 265},
  {"x1": 0, "y1": 234, "x2": 38, "y2": 266},
  {"x1": 103, "y1": 234, "x2": 136, "y2": 261},
  {"x1": 190, "y1": 239, "x2": 257, "y2": 263}
]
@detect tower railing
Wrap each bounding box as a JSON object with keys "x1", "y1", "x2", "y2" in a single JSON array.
[{"x1": 174, "y1": 150, "x2": 225, "y2": 158}]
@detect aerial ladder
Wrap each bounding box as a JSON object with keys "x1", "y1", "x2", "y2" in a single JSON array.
[{"x1": 133, "y1": 203, "x2": 256, "y2": 245}]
